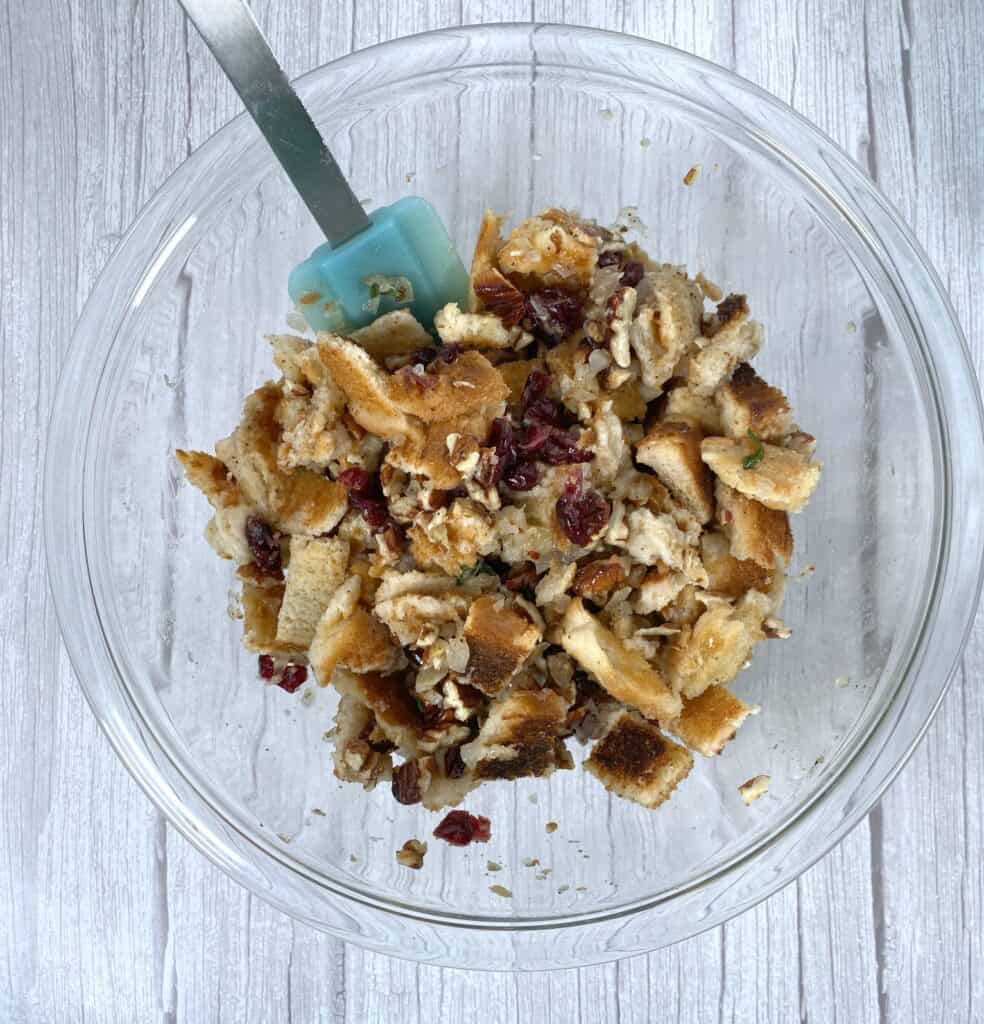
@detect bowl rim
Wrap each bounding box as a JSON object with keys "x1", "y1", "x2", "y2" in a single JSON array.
[{"x1": 44, "y1": 21, "x2": 984, "y2": 964}]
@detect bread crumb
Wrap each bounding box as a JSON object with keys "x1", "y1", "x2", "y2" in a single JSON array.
[
  {"x1": 557, "y1": 884, "x2": 570, "y2": 894},
  {"x1": 739, "y1": 774, "x2": 770, "y2": 805},
  {"x1": 396, "y1": 838, "x2": 428, "y2": 869},
  {"x1": 835, "y1": 675, "x2": 850, "y2": 688},
  {"x1": 486, "y1": 860, "x2": 502, "y2": 872},
  {"x1": 545, "y1": 821, "x2": 558, "y2": 833},
  {"x1": 522, "y1": 857, "x2": 540, "y2": 867},
  {"x1": 489, "y1": 884, "x2": 513, "y2": 898},
  {"x1": 683, "y1": 164, "x2": 700, "y2": 186},
  {"x1": 310, "y1": 807, "x2": 325, "y2": 816}
]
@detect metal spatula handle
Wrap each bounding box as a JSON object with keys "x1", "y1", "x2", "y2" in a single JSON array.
[{"x1": 179, "y1": 0, "x2": 370, "y2": 247}]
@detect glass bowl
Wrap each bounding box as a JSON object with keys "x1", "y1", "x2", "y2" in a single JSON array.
[{"x1": 44, "y1": 24, "x2": 984, "y2": 970}]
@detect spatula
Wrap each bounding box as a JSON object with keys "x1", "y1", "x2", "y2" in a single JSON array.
[{"x1": 178, "y1": 0, "x2": 470, "y2": 333}]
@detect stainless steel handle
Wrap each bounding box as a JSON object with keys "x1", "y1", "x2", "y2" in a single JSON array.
[{"x1": 178, "y1": 0, "x2": 370, "y2": 246}]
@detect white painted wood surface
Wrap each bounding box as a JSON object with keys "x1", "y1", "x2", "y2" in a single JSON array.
[{"x1": 1, "y1": 0, "x2": 981, "y2": 1019}]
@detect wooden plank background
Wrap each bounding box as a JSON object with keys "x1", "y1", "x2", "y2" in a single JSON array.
[{"x1": 1, "y1": 0, "x2": 981, "y2": 1020}]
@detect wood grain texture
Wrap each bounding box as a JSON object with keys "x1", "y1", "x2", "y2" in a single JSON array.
[{"x1": 1, "y1": 0, "x2": 981, "y2": 1021}]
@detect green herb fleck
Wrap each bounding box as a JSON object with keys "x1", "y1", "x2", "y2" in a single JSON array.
[
  {"x1": 413, "y1": 696, "x2": 426, "y2": 713},
  {"x1": 368, "y1": 282, "x2": 380, "y2": 299},
  {"x1": 456, "y1": 560, "x2": 497, "y2": 584},
  {"x1": 742, "y1": 431, "x2": 765, "y2": 470}
]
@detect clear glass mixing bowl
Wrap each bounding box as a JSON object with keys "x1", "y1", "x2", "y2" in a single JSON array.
[{"x1": 45, "y1": 25, "x2": 984, "y2": 969}]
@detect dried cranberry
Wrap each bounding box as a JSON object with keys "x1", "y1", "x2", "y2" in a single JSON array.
[
  {"x1": 503, "y1": 459, "x2": 540, "y2": 491},
  {"x1": 527, "y1": 288, "x2": 585, "y2": 343},
  {"x1": 392, "y1": 761, "x2": 422, "y2": 805},
  {"x1": 277, "y1": 664, "x2": 307, "y2": 693},
  {"x1": 257, "y1": 654, "x2": 276, "y2": 680},
  {"x1": 477, "y1": 417, "x2": 517, "y2": 488},
  {"x1": 435, "y1": 343, "x2": 463, "y2": 364},
  {"x1": 556, "y1": 470, "x2": 611, "y2": 547},
  {"x1": 433, "y1": 810, "x2": 492, "y2": 846},
  {"x1": 516, "y1": 422, "x2": 552, "y2": 455},
  {"x1": 596, "y1": 249, "x2": 623, "y2": 268},
  {"x1": 539, "y1": 429, "x2": 596, "y2": 466},
  {"x1": 338, "y1": 467, "x2": 373, "y2": 492},
  {"x1": 245, "y1": 516, "x2": 282, "y2": 575},
  {"x1": 338, "y1": 469, "x2": 392, "y2": 533},
  {"x1": 619, "y1": 261, "x2": 645, "y2": 287},
  {"x1": 445, "y1": 745, "x2": 466, "y2": 779},
  {"x1": 524, "y1": 397, "x2": 564, "y2": 427},
  {"x1": 520, "y1": 369, "x2": 551, "y2": 415}
]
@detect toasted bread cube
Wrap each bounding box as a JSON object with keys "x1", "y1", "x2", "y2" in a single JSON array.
[
  {"x1": 464, "y1": 595, "x2": 542, "y2": 695},
  {"x1": 715, "y1": 481, "x2": 793, "y2": 569},
  {"x1": 461, "y1": 688, "x2": 571, "y2": 781},
  {"x1": 629, "y1": 269, "x2": 703, "y2": 392},
  {"x1": 701, "y1": 436, "x2": 820, "y2": 512},
  {"x1": 330, "y1": 695, "x2": 392, "y2": 790},
  {"x1": 177, "y1": 450, "x2": 257, "y2": 564},
  {"x1": 662, "y1": 603, "x2": 757, "y2": 698},
  {"x1": 636, "y1": 420, "x2": 715, "y2": 523},
  {"x1": 633, "y1": 565, "x2": 689, "y2": 614},
  {"x1": 585, "y1": 711, "x2": 693, "y2": 809},
  {"x1": 435, "y1": 302, "x2": 515, "y2": 349},
  {"x1": 469, "y1": 209, "x2": 506, "y2": 310},
  {"x1": 275, "y1": 537, "x2": 350, "y2": 648},
  {"x1": 388, "y1": 350, "x2": 509, "y2": 423},
  {"x1": 333, "y1": 669, "x2": 424, "y2": 757},
  {"x1": 309, "y1": 600, "x2": 403, "y2": 686},
  {"x1": 349, "y1": 309, "x2": 433, "y2": 359},
  {"x1": 176, "y1": 449, "x2": 241, "y2": 508},
  {"x1": 496, "y1": 211, "x2": 598, "y2": 288},
  {"x1": 559, "y1": 598, "x2": 682, "y2": 720},
  {"x1": 669, "y1": 684, "x2": 754, "y2": 755},
  {"x1": 316, "y1": 334, "x2": 421, "y2": 441},
  {"x1": 213, "y1": 383, "x2": 286, "y2": 516},
  {"x1": 687, "y1": 295, "x2": 763, "y2": 396},
  {"x1": 661, "y1": 386, "x2": 723, "y2": 434},
  {"x1": 700, "y1": 531, "x2": 774, "y2": 598},
  {"x1": 715, "y1": 363, "x2": 793, "y2": 441},
  {"x1": 274, "y1": 470, "x2": 349, "y2": 536},
  {"x1": 497, "y1": 359, "x2": 542, "y2": 407},
  {"x1": 242, "y1": 581, "x2": 305, "y2": 656}
]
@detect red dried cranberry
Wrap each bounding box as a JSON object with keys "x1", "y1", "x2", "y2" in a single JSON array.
[
  {"x1": 524, "y1": 397, "x2": 564, "y2": 427},
  {"x1": 527, "y1": 289, "x2": 585, "y2": 343},
  {"x1": 477, "y1": 417, "x2": 517, "y2": 488},
  {"x1": 619, "y1": 261, "x2": 645, "y2": 287},
  {"x1": 433, "y1": 810, "x2": 492, "y2": 846},
  {"x1": 596, "y1": 249, "x2": 623, "y2": 268},
  {"x1": 277, "y1": 664, "x2": 307, "y2": 693},
  {"x1": 338, "y1": 469, "x2": 392, "y2": 532},
  {"x1": 520, "y1": 369, "x2": 551, "y2": 415},
  {"x1": 338, "y1": 467, "x2": 373, "y2": 492},
  {"x1": 245, "y1": 516, "x2": 282, "y2": 575},
  {"x1": 539, "y1": 429, "x2": 596, "y2": 466},
  {"x1": 556, "y1": 470, "x2": 611, "y2": 547},
  {"x1": 257, "y1": 654, "x2": 276, "y2": 679},
  {"x1": 516, "y1": 422, "x2": 552, "y2": 455},
  {"x1": 392, "y1": 761, "x2": 422, "y2": 805},
  {"x1": 503, "y1": 460, "x2": 540, "y2": 491}
]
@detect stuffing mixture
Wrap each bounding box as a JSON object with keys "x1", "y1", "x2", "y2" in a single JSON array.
[{"x1": 177, "y1": 206, "x2": 820, "y2": 817}]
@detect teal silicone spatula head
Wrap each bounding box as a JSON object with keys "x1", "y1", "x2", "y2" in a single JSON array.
[
  {"x1": 287, "y1": 196, "x2": 469, "y2": 334},
  {"x1": 179, "y1": 0, "x2": 468, "y2": 334}
]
